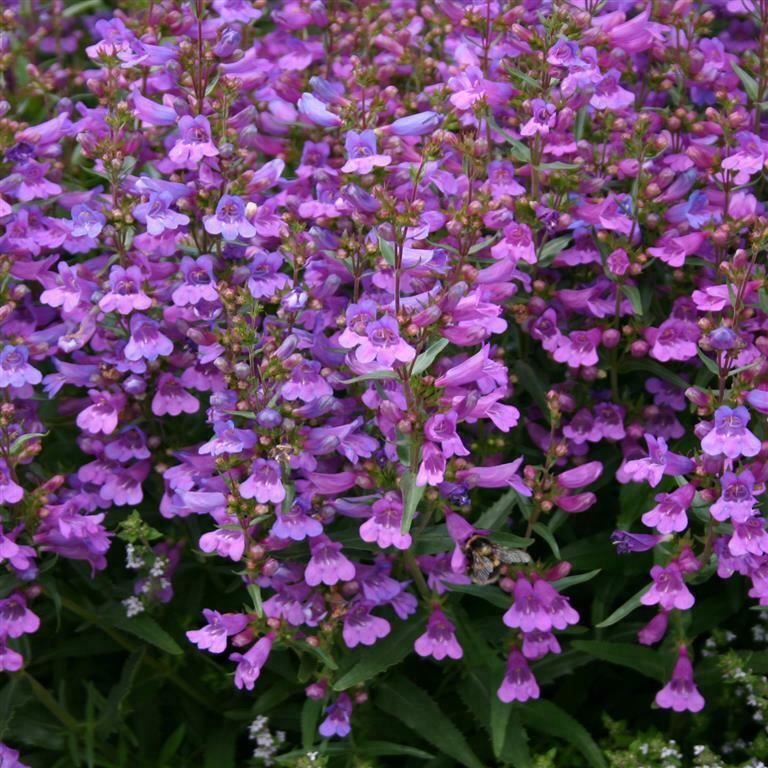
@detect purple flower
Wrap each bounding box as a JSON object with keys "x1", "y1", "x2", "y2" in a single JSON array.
[
  {"x1": 271, "y1": 498, "x2": 323, "y2": 541},
  {"x1": 387, "y1": 111, "x2": 442, "y2": 136},
  {"x1": 169, "y1": 115, "x2": 219, "y2": 167},
  {"x1": 638, "y1": 611, "x2": 669, "y2": 645},
  {"x1": 0, "y1": 742, "x2": 30, "y2": 768},
  {"x1": 318, "y1": 693, "x2": 353, "y2": 738},
  {"x1": 701, "y1": 406, "x2": 761, "y2": 460},
  {"x1": 0, "y1": 592, "x2": 40, "y2": 638},
  {"x1": 620, "y1": 434, "x2": 695, "y2": 488},
  {"x1": 247, "y1": 251, "x2": 291, "y2": 299},
  {"x1": 151, "y1": 374, "x2": 199, "y2": 417},
  {"x1": 172, "y1": 256, "x2": 218, "y2": 306},
  {"x1": 76, "y1": 390, "x2": 125, "y2": 435},
  {"x1": 710, "y1": 470, "x2": 759, "y2": 522},
  {"x1": 640, "y1": 563, "x2": 694, "y2": 611},
  {"x1": 0, "y1": 345, "x2": 41, "y2": 388},
  {"x1": 124, "y1": 315, "x2": 174, "y2": 362},
  {"x1": 281, "y1": 360, "x2": 333, "y2": 402},
  {"x1": 70, "y1": 203, "x2": 105, "y2": 238},
  {"x1": 203, "y1": 195, "x2": 257, "y2": 241},
  {"x1": 641, "y1": 484, "x2": 695, "y2": 535},
  {"x1": 0, "y1": 642, "x2": 23, "y2": 672},
  {"x1": 611, "y1": 531, "x2": 663, "y2": 554},
  {"x1": 655, "y1": 646, "x2": 705, "y2": 713},
  {"x1": 240, "y1": 458, "x2": 285, "y2": 504},
  {"x1": 414, "y1": 607, "x2": 463, "y2": 661},
  {"x1": 359, "y1": 492, "x2": 412, "y2": 550},
  {"x1": 298, "y1": 92, "x2": 341, "y2": 127},
  {"x1": 447, "y1": 66, "x2": 512, "y2": 111},
  {"x1": 0, "y1": 462, "x2": 23, "y2": 505},
  {"x1": 351, "y1": 316, "x2": 416, "y2": 368},
  {"x1": 747, "y1": 389, "x2": 768, "y2": 414},
  {"x1": 342, "y1": 602, "x2": 390, "y2": 648},
  {"x1": 341, "y1": 130, "x2": 392, "y2": 174},
  {"x1": 521, "y1": 630, "x2": 561, "y2": 660},
  {"x1": 133, "y1": 192, "x2": 190, "y2": 236},
  {"x1": 497, "y1": 650, "x2": 539, "y2": 703},
  {"x1": 186, "y1": 609, "x2": 249, "y2": 654},
  {"x1": 305, "y1": 536, "x2": 355, "y2": 586},
  {"x1": 456, "y1": 457, "x2": 531, "y2": 495},
  {"x1": 553, "y1": 329, "x2": 602, "y2": 368},
  {"x1": 729, "y1": 516, "x2": 768, "y2": 557},
  {"x1": 99, "y1": 265, "x2": 152, "y2": 315},
  {"x1": 521, "y1": 99, "x2": 556, "y2": 136},
  {"x1": 199, "y1": 523, "x2": 246, "y2": 562},
  {"x1": 229, "y1": 633, "x2": 274, "y2": 690},
  {"x1": 590, "y1": 70, "x2": 635, "y2": 110},
  {"x1": 39, "y1": 261, "x2": 88, "y2": 313}
]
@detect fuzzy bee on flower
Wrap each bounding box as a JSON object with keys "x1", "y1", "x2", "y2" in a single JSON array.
[{"x1": 463, "y1": 534, "x2": 531, "y2": 585}]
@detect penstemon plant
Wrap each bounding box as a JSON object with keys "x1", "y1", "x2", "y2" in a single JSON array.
[{"x1": 4, "y1": 0, "x2": 768, "y2": 766}]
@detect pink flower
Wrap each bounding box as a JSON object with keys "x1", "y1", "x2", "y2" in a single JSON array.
[
  {"x1": 553, "y1": 329, "x2": 602, "y2": 368},
  {"x1": 342, "y1": 602, "x2": 390, "y2": 648},
  {"x1": 305, "y1": 536, "x2": 355, "y2": 586},
  {"x1": 186, "y1": 609, "x2": 249, "y2": 654},
  {"x1": 359, "y1": 492, "x2": 412, "y2": 550},
  {"x1": 640, "y1": 563, "x2": 694, "y2": 611},
  {"x1": 354, "y1": 316, "x2": 416, "y2": 368},
  {"x1": 655, "y1": 646, "x2": 705, "y2": 713},
  {"x1": 169, "y1": 115, "x2": 219, "y2": 168},
  {"x1": 240, "y1": 458, "x2": 286, "y2": 504},
  {"x1": 497, "y1": 650, "x2": 539, "y2": 703},
  {"x1": 229, "y1": 633, "x2": 274, "y2": 690},
  {"x1": 641, "y1": 484, "x2": 696, "y2": 535},
  {"x1": 414, "y1": 608, "x2": 463, "y2": 661}
]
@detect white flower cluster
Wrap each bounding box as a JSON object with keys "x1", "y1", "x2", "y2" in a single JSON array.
[
  {"x1": 125, "y1": 543, "x2": 145, "y2": 570},
  {"x1": 122, "y1": 596, "x2": 144, "y2": 618},
  {"x1": 248, "y1": 716, "x2": 286, "y2": 766}
]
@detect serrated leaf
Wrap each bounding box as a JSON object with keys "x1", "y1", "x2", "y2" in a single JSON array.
[
  {"x1": 571, "y1": 640, "x2": 668, "y2": 681},
  {"x1": 400, "y1": 471, "x2": 425, "y2": 534},
  {"x1": 376, "y1": 676, "x2": 485, "y2": 768},
  {"x1": 333, "y1": 618, "x2": 424, "y2": 690},
  {"x1": 495, "y1": 706, "x2": 532, "y2": 768},
  {"x1": 520, "y1": 700, "x2": 606, "y2": 768},
  {"x1": 697, "y1": 349, "x2": 720, "y2": 376},
  {"x1": 595, "y1": 584, "x2": 651, "y2": 628},
  {"x1": 412, "y1": 338, "x2": 449, "y2": 375}
]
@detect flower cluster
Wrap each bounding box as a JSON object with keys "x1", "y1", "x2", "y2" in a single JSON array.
[{"x1": 4, "y1": 0, "x2": 768, "y2": 759}]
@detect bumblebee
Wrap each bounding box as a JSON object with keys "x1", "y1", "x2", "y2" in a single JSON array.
[{"x1": 463, "y1": 534, "x2": 531, "y2": 585}]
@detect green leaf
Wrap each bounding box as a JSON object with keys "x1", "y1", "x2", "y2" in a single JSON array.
[
  {"x1": 537, "y1": 235, "x2": 572, "y2": 268},
  {"x1": 732, "y1": 62, "x2": 759, "y2": 101},
  {"x1": 447, "y1": 583, "x2": 509, "y2": 609},
  {"x1": 532, "y1": 522, "x2": 560, "y2": 559},
  {"x1": 379, "y1": 235, "x2": 396, "y2": 266},
  {"x1": 697, "y1": 349, "x2": 720, "y2": 377},
  {"x1": 552, "y1": 568, "x2": 602, "y2": 591},
  {"x1": 301, "y1": 698, "x2": 323, "y2": 749},
  {"x1": 333, "y1": 618, "x2": 424, "y2": 690},
  {"x1": 496, "y1": 707, "x2": 532, "y2": 768},
  {"x1": 520, "y1": 700, "x2": 606, "y2": 768},
  {"x1": 616, "y1": 359, "x2": 688, "y2": 392},
  {"x1": 514, "y1": 360, "x2": 550, "y2": 423},
  {"x1": 158, "y1": 724, "x2": 186, "y2": 766},
  {"x1": 571, "y1": 640, "x2": 668, "y2": 682},
  {"x1": 340, "y1": 370, "x2": 399, "y2": 384},
  {"x1": 539, "y1": 161, "x2": 579, "y2": 171},
  {"x1": 595, "y1": 584, "x2": 651, "y2": 629},
  {"x1": 104, "y1": 608, "x2": 183, "y2": 656},
  {"x1": 468, "y1": 235, "x2": 500, "y2": 255},
  {"x1": 475, "y1": 488, "x2": 520, "y2": 530},
  {"x1": 400, "y1": 471, "x2": 425, "y2": 534},
  {"x1": 412, "y1": 338, "x2": 449, "y2": 375},
  {"x1": 376, "y1": 676, "x2": 485, "y2": 768},
  {"x1": 247, "y1": 583, "x2": 263, "y2": 618},
  {"x1": 62, "y1": 0, "x2": 105, "y2": 16},
  {"x1": 621, "y1": 284, "x2": 643, "y2": 316},
  {"x1": 9, "y1": 431, "x2": 48, "y2": 455}
]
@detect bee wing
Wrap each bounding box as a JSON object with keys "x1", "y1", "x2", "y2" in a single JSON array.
[
  {"x1": 494, "y1": 545, "x2": 532, "y2": 565},
  {"x1": 469, "y1": 550, "x2": 498, "y2": 584}
]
